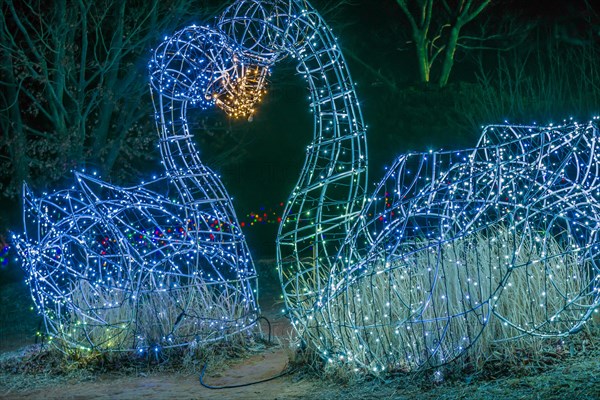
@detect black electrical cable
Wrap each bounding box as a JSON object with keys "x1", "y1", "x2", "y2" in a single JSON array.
[
  {"x1": 199, "y1": 361, "x2": 296, "y2": 389},
  {"x1": 199, "y1": 315, "x2": 297, "y2": 389}
]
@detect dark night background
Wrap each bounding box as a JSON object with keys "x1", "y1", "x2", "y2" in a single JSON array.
[{"x1": 1, "y1": 0, "x2": 599, "y2": 279}]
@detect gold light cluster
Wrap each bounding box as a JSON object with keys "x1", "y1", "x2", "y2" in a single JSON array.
[{"x1": 215, "y1": 64, "x2": 270, "y2": 119}]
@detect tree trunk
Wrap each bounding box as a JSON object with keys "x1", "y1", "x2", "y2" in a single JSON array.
[
  {"x1": 1, "y1": 46, "x2": 29, "y2": 193},
  {"x1": 438, "y1": 24, "x2": 462, "y2": 87},
  {"x1": 415, "y1": 35, "x2": 430, "y2": 83},
  {"x1": 92, "y1": 0, "x2": 127, "y2": 173}
]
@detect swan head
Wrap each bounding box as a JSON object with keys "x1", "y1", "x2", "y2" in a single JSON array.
[
  {"x1": 218, "y1": 0, "x2": 311, "y2": 61},
  {"x1": 149, "y1": 25, "x2": 270, "y2": 119}
]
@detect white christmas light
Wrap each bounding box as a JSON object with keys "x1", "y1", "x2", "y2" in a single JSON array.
[
  {"x1": 14, "y1": 0, "x2": 600, "y2": 374},
  {"x1": 327, "y1": 122, "x2": 600, "y2": 371},
  {"x1": 221, "y1": 0, "x2": 600, "y2": 373}
]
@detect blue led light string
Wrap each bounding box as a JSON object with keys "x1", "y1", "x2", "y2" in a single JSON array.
[{"x1": 14, "y1": 25, "x2": 261, "y2": 353}]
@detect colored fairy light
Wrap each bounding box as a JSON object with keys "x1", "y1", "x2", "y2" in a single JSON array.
[
  {"x1": 15, "y1": 24, "x2": 260, "y2": 353},
  {"x1": 149, "y1": 25, "x2": 270, "y2": 120},
  {"x1": 215, "y1": 64, "x2": 270, "y2": 119}
]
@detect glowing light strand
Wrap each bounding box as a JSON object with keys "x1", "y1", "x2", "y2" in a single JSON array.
[
  {"x1": 220, "y1": 0, "x2": 600, "y2": 374},
  {"x1": 13, "y1": 0, "x2": 600, "y2": 374},
  {"x1": 328, "y1": 122, "x2": 600, "y2": 372},
  {"x1": 218, "y1": 0, "x2": 369, "y2": 331},
  {"x1": 15, "y1": 25, "x2": 260, "y2": 353}
]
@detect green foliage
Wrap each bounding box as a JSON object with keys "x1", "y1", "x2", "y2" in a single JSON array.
[
  {"x1": 363, "y1": 32, "x2": 600, "y2": 164},
  {"x1": 395, "y1": 0, "x2": 492, "y2": 87},
  {"x1": 455, "y1": 39, "x2": 600, "y2": 129}
]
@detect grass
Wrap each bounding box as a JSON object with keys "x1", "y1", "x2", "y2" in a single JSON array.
[
  {"x1": 2, "y1": 326, "x2": 598, "y2": 399},
  {"x1": 1, "y1": 267, "x2": 599, "y2": 399},
  {"x1": 0, "y1": 261, "x2": 278, "y2": 395},
  {"x1": 30, "y1": 272, "x2": 259, "y2": 353},
  {"x1": 281, "y1": 313, "x2": 600, "y2": 399},
  {"x1": 295, "y1": 223, "x2": 597, "y2": 374},
  {"x1": 0, "y1": 329, "x2": 271, "y2": 393}
]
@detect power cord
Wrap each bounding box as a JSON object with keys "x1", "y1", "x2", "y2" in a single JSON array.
[
  {"x1": 199, "y1": 361, "x2": 295, "y2": 389},
  {"x1": 199, "y1": 315, "x2": 297, "y2": 389}
]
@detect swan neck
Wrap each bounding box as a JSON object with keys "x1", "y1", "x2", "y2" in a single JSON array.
[
  {"x1": 277, "y1": 2, "x2": 368, "y2": 284},
  {"x1": 152, "y1": 89, "x2": 206, "y2": 178}
]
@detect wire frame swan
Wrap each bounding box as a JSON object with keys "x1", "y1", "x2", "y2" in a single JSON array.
[
  {"x1": 15, "y1": 26, "x2": 261, "y2": 353},
  {"x1": 325, "y1": 122, "x2": 600, "y2": 371},
  {"x1": 219, "y1": 0, "x2": 600, "y2": 373}
]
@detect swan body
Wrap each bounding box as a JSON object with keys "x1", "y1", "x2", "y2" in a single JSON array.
[{"x1": 326, "y1": 122, "x2": 600, "y2": 370}]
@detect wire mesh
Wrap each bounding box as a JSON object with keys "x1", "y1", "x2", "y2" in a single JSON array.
[
  {"x1": 219, "y1": 0, "x2": 600, "y2": 373},
  {"x1": 13, "y1": 0, "x2": 600, "y2": 372},
  {"x1": 15, "y1": 25, "x2": 260, "y2": 353},
  {"x1": 323, "y1": 122, "x2": 600, "y2": 372},
  {"x1": 219, "y1": 0, "x2": 369, "y2": 334}
]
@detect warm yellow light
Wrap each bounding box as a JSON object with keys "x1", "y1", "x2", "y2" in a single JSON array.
[{"x1": 215, "y1": 64, "x2": 270, "y2": 119}]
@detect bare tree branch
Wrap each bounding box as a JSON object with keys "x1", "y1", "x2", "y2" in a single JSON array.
[
  {"x1": 394, "y1": 0, "x2": 495, "y2": 86},
  {"x1": 0, "y1": 0, "x2": 227, "y2": 197}
]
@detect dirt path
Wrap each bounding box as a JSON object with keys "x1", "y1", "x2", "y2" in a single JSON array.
[
  {"x1": 2, "y1": 272, "x2": 600, "y2": 400},
  {"x1": 3, "y1": 347, "x2": 318, "y2": 400}
]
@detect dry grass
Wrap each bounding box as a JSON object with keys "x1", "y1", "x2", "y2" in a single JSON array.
[
  {"x1": 41, "y1": 275, "x2": 258, "y2": 353},
  {"x1": 284, "y1": 314, "x2": 600, "y2": 400},
  {"x1": 297, "y1": 224, "x2": 597, "y2": 374},
  {"x1": 0, "y1": 330, "x2": 270, "y2": 393},
  {"x1": 1, "y1": 274, "x2": 598, "y2": 399}
]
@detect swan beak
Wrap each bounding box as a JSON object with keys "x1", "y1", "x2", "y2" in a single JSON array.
[{"x1": 215, "y1": 64, "x2": 270, "y2": 119}]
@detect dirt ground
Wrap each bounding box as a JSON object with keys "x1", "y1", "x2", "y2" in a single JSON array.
[
  {"x1": 1, "y1": 273, "x2": 600, "y2": 399},
  {"x1": 1, "y1": 346, "x2": 322, "y2": 400},
  {"x1": 2, "y1": 340, "x2": 599, "y2": 400}
]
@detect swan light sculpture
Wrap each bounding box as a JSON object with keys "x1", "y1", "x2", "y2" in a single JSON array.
[
  {"x1": 327, "y1": 122, "x2": 600, "y2": 371},
  {"x1": 14, "y1": 0, "x2": 600, "y2": 372},
  {"x1": 219, "y1": 0, "x2": 600, "y2": 374},
  {"x1": 15, "y1": 25, "x2": 262, "y2": 353}
]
